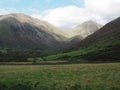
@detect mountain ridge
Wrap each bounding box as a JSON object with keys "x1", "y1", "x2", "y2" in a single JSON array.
[
  {"x1": 0, "y1": 13, "x2": 68, "y2": 51},
  {"x1": 44, "y1": 17, "x2": 120, "y2": 61},
  {"x1": 0, "y1": 13, "x2": 103, "y2": 52},
  {"x1": 65, "y1": 20, "x2": 102, "y2": 38},
  {"x1": 70, "y1": 17, "x2": 120, "y2": 50}
]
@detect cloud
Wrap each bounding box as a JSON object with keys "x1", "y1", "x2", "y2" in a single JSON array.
[
  {"x1": 31, "y1": 14, "x2": 43, "y2": 19},
  {"x1": 85, "y1": 0, "x2": 120, "y2": 20},
  {"x1": 0, "y1": 8, "x2": 18, "y2": 15},
  {"x1": 31, "y1": 6, "x2": 90, "y2": 29},
  {"x1": 0, "y1": 8, "x2": 9, "y2": 15},
  {"x1": 0, "y1": 0, "x2": 120, "y2": 29},
  {"x1": 31, "y1": 0, "x2": 120, "y2": 29},
  {"x1": 31, "y1": 6, "x2": 105, "y2": 29},
  {"x1": 43, "y1": 6, "x2": 91, "y2": 29}
]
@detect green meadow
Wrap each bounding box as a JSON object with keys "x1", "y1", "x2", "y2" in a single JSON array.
[{"x1": 0, "y1": 63, "x2": 120, "y2": 90}]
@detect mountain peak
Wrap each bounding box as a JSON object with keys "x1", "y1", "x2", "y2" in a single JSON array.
[
  {"x1": 0, "y1": 13, "x2": 34, "y2": 22},
  {"x1": 67, "y1": 20, "x2": 103, "y2": 38},
  {"x1": 83, "y1": 20, "x2": 96, "y2": 23},
  {"x1": 0, "y1": 13, "x2": 68, "y2": 51},
  {"x1": 0, "y1": 13, "x2": 29, "y2": 18},
  {"x1": 72, "y1": 17, "x2": 120, "y2": 50},
  {"x1": 75, "y1": 20, "x2": 102, "y2": 29}
]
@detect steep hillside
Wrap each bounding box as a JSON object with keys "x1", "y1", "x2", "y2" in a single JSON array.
[
  {"x1": 71, "y1": 17, "x2": 120, "y2": 50},
  {"x1": 45, "y1": 17, "x2": 120, "y2": 62},
  {"x1": 0, "y1": 13, "x2": 68, "y2": 51}
]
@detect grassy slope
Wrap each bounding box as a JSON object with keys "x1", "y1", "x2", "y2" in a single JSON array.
[
  {"x1": 48, "y1": 17, "x2": 120, "y2": 62},
  {"x1": 44, "y1": 37, "x2": 120, "y2": 62},
  {"x1": 0, "y1": 63, "x2": 119, "y2": 90}
]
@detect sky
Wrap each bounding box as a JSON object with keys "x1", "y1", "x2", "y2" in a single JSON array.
[{"x1": 0, "y1": 0, "x2": 120, "y2": 30}]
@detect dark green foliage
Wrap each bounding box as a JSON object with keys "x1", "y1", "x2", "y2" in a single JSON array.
[
  {"x1": 0, "y1": 48, "x2": 43, "y2": 62},
  {"x1": 69, "y1": 84, "x2": 82, "y2": 90},
  {"x1": 10, "y1": 81, "x2": 31, "y2": 90},
  {"x1": 0, "y1": 81, "x2": 31, "y2": 90},
  {"x1": 0, "y1": 82, "x2": 7, "y2": 90},
  {"x1": 85, "y1": 85, "x2": 92, "y2": 90}
]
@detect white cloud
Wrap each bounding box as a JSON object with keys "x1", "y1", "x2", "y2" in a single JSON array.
[
  {"x1": 42, "y1": 6, "x2": 91, "y2": 29},
  {"x1": 85, "y1": 0, "x2": 120, "y2": 20},
  {"x1": 0, "y1": 8, "x2": 9, "y2": 15},
  {"x1": 31, "y1": 14, "x2": 43, "y2": 19},
  {"x1": 31, "y1": 6, "x2": 106, "y2": 29},
  {"x1": 0, "y1": 0, "x2": 120, "y2": 29},
  {"x1": 0, "y1": 8, "x2": 18, "y2": 15},
  {"x1": 31, "y1": 0, "x2": 120, "y2": 29}
]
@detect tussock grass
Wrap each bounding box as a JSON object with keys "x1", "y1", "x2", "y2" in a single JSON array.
[{"x1": 0, "y1": 63, "x2": 120, "y2": 90}]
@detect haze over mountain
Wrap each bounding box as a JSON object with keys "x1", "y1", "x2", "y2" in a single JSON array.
[{"x1": 66, "y1": 21, "x2": 102, "y2": 38}]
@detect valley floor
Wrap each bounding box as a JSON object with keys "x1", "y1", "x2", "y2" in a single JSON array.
[{"x1": 0, "y1": 63, "x2": 120, "y2": 90}]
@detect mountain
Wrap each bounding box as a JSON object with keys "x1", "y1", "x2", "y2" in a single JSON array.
[
  {"x1": 66, "y1": 20, "x2": 102, "y2": 39},
  {"x1": 68, "y1": 17, "x2": 120, "y2": 61},
  {"x1": 45, "y1": 17, "x2": 120, "y2": 62},
  {"x1": 71, "y1": 17, "x2": 120, "y2": 49},
  {"x1": 0, "y1": 13, "x2": 68, "y2": 51},
  {"x1": 64, "y1": 21, "x2": 102, "y2": 47},
  {"x1": 0, "y1": 13, "x2": 103, "y2": 53}
]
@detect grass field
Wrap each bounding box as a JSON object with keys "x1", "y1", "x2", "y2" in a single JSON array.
[{"x1": 0, "y1": 63, "x2": 120, "y2": 90}]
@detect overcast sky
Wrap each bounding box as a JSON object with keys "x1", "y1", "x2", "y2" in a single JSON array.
[{"x1": 0, "y1": 0, "x2": 120, "y2": 30}]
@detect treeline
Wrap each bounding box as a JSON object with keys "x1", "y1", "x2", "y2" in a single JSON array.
[{"x1": 0, "y1": 48, "x2": 43, "y2": 62}]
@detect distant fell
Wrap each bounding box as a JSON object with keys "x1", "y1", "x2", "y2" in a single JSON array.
[{"x1": 0, "y1": 13, "x2": 68, "y2": 51}]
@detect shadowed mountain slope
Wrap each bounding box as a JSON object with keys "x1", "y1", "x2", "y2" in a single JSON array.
[{"x1": 0, "y1": 13, "x2": 68, "y2": 51}]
